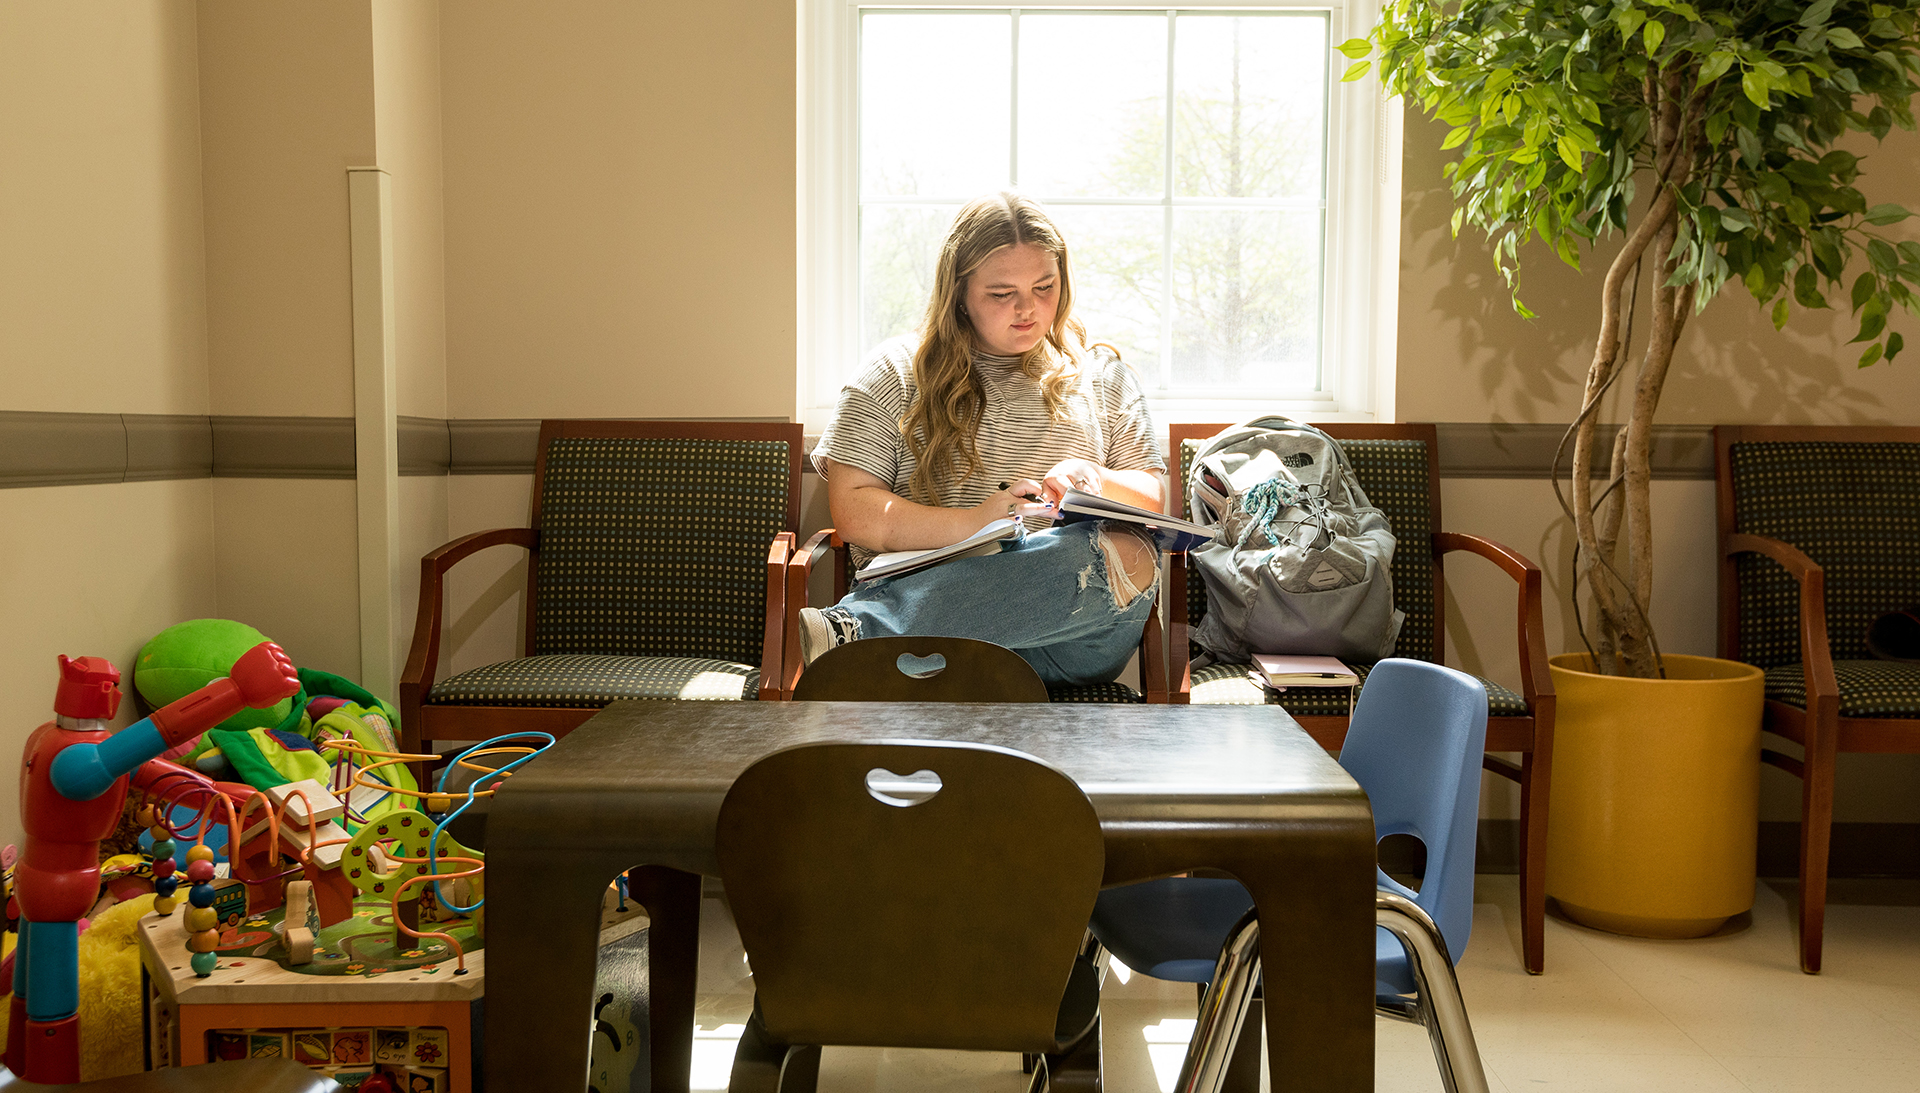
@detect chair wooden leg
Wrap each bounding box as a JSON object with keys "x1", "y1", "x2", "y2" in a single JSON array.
[
  {"x1": 1519, "y1": 751, "x2": 1548, "y2": 975},
  {"x1": 777, "y1": 1043, "x2": 822, "y2": 1093},
  {"x1": 727, "y1": 1001, "x2": 791, "y2": 1093},
  {"x1": 1797, "y1": 740, "x2": 1837, "y2": 974}
]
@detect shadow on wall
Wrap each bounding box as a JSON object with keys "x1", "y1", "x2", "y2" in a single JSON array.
[{"x1": 1399, "y1": 113, "x2": 1912, "y2": 426}]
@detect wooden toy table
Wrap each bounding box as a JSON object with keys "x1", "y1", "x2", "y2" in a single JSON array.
[{"x1": 140, "y1": 893, "x2": 647, "y2": 1091}]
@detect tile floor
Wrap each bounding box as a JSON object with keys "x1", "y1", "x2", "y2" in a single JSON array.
[{"x1": 684, "y1": 874, "x2": 1920, "y2": 1091}]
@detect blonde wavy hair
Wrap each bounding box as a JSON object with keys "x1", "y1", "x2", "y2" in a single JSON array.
[{"x1": 901, "y1": 192, "x2": 1089, "y2": 503}]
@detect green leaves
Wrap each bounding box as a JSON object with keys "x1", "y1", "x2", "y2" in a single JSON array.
[
  {"x1": 1801, "y1": 0, "x2": 1839, "y2": 26},
  {"x1": 1356, "y1": 0, "x2": 1920, "y2": 370}
]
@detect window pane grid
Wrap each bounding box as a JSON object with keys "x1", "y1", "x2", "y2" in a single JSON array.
[{"x1": 857, "y1": 6, "x2": 1331, "y2": 399}]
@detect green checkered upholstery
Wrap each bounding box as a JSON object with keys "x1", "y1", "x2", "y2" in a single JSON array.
[
  {"x1": 425, "y1": 434, "x2": 790, "y2": 712},
  {"x1": 533, "y1": 436, "x2": 789, "y2": 664},
  {"x1": 1762, "y1": 660, "x2": 1920, "y2": 718},
  {"x1": 1729, "y1": 440, "x2": 1920, "y2": 717},
  {"x1": 1047, "y1": 680, "x2": 1145, "y2": 703},
  {"x1": 428, "y1": 655, "x2": 758, "y2": 705}
]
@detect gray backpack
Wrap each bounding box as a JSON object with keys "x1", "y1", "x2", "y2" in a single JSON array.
[{"x1": 1186, "y1": 417, "x2": 1404, "y2": 663}]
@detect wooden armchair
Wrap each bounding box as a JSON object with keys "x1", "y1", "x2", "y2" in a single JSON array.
[
  {"x1": 1168, "y1": 422, "x2": 1555, "y2": 975},
  {"x1": 775, "y1": 529, "x2": 1170, "y2": 704},
  {"x1": 398, "y1": 420, "x2": 803, "y2": 756},
  {"x1": 1714, "y1": 424, "x2": 1920, "y2": 974}
]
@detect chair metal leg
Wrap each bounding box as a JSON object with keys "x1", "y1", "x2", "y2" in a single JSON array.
[
  {"x1": 1221, "y1": 997, "x2": 1262, "y2": 1093},
  {"x1": 1174, "y1": 909, "x2": 1261, "y2": 1093},
  {"x1": 1375, "y1": 891, "x2": 1489, "y2": 1093}
]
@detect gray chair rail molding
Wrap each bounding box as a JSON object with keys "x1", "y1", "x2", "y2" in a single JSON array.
[{"x1": 1, "y1": 413, "x2": 1720, "y2": 488}]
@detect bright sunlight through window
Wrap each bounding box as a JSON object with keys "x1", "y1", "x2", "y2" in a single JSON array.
[
  {"x1": 859, "y1": 9, "x2": 1330, "y2": 399},
  {"x1": 803, "y1": 1, "x2": 1398, "y2": 426}
]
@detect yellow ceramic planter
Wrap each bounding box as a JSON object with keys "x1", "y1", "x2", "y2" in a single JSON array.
[{"x1": 1545, "y1": 653, "x2": 1765, "y2": 938}]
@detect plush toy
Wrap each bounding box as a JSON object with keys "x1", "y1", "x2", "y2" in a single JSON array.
[
  {"x1": 74, "y1": 894, "x2": 154, "y2": 1081},
  {"x1": 136, "y1": 620, "x2": 293, "y2": 734},
  {"x1": 0, "y1": 896, "x2": 154, "y2": 1082}
]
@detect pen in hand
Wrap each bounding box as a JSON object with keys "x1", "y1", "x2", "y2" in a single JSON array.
[{"x1": 1000, "y1": 481, "x2": 1052, "y2": 506}]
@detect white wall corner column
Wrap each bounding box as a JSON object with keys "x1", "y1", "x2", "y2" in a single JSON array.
[{"x1": 349, "y1": 167, "x2": 400, "y2": 699}]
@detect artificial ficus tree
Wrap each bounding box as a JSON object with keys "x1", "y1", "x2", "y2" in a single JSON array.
[{"x1": 1346, "y1": 0, "x2": 1920, "y2": 677}]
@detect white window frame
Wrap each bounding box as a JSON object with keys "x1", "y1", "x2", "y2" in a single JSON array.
[{"x1": 797, "y1": 1, "x2": 1401, "y2": 431}]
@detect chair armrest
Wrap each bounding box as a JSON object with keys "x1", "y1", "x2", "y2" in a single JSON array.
[
  {"x1": 1434, "y1": 531, "x2": 1553, "y2": 710},
  {"x1": 399, "y1": 527, "x2": 539, "y2": 713},
  {"x1": 1726, "y1": 531, "x2": 1837, "y2": 709},
  {"x1": 757, "y1": 532, "x2": 795, "y2": 701},
  {"x1": 781, "y1": 529, "x2": 849, "y2": 698}
]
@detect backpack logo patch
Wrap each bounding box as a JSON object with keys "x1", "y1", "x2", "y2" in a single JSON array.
[
  {"x1": 1307, "y1": 560, "x2": 1345, "y2": 590},
  {"x1": 1280, "y1": 451, "x2": 1314, "y2": 468}
]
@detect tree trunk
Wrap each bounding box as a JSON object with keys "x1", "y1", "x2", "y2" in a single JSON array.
[{"x1": 1568, "y1": 67, "x2": 1691, "y2": 678}]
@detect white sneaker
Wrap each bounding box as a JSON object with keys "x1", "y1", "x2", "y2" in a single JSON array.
[{"x1": 798, "y1": 607, "x2": 834, "y2": 666}]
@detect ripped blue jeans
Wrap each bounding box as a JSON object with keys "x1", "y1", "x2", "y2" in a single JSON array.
[{"x1": 822, "y1": 521, "x2": 1159, "y2": 686}]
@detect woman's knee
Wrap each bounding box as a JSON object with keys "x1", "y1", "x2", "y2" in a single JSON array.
[{"x1": 1095, "y1": 525, "x2": 1158, "y2": 607}]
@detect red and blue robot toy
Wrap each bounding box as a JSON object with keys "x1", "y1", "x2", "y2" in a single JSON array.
[{"x1": 6, "y1": 642, "x2": 299, "y2": 1083}]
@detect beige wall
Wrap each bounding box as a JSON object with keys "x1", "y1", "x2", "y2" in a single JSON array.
[
  {"x1": 0, "y1": 481, "x2": 220, "y2": 848},
  {"x1": 1395, "y1": 112, "x2": 1920, "y2": 429},
  {"x1": 440, "y1": 0, "x2": 798, "y2": 421},
  {"x1": 198, "y1": 0, "x2": 376, "y2": 419},
  {"x1": 0, "y1": 1, "x2": 218, "y2": 847},
  {"x1": 0, "y1": 0, "x2": 209, "y2": 414}
]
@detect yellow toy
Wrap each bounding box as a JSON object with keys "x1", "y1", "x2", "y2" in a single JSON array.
[{"x1": 0, "y1": 893, "x2": 161, "y2": 1081}]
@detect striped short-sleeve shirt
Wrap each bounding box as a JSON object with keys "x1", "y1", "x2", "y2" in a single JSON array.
[{"x1": 813, "y1": 336, "x2": 1166, "y2": 525}]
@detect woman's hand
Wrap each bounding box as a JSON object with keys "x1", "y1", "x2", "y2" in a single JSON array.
[
  {"x1": 1041, "y1": 459, "x2": 1105, "y2": 505},
  {"x1": 826, "y1": 461, "x2": 1050, "y2": 552},
  {"x1": 981, "y1": 478, "x2": 1056, "y2": 521}
]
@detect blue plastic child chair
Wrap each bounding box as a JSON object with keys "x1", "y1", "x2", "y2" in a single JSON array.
[{"x1": 1088, "y1": 657, "x2": 1492, "y2": 1093}]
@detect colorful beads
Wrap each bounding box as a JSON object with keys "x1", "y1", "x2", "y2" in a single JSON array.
[
  {"x1": 185, "y1": 844, "x2": 216, "y2": 864},
  {"x1": 183, "y1": 906, "x2": 217, "y2": 933},
  {"x1": 185, "y1": 930, "x2": 220, "y2": 953},
  {"x1": 154, "y1": 876, "x2": 180, "y2": 898},
  {"x1": 189, "y1": 883, "x2": 215, "y2": 907},
  {"x1": 152, "y1": 895, "x2": 178, "y2": 915},
  {"x1": 135, "y1": 805, "x2": 157, "y2": 827},
  {"x1": 152, "y1": 857, "x2": 175, "y2": 879},
  {"x1": 149, "y1": 839, "x2": 175, "y2": 862},
  {"x1": 190, "y1": 951, "x2": 218, "y2": 977},
  {"x1": 185, "y1": 859, "x2": 215, "y2": 884}
]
